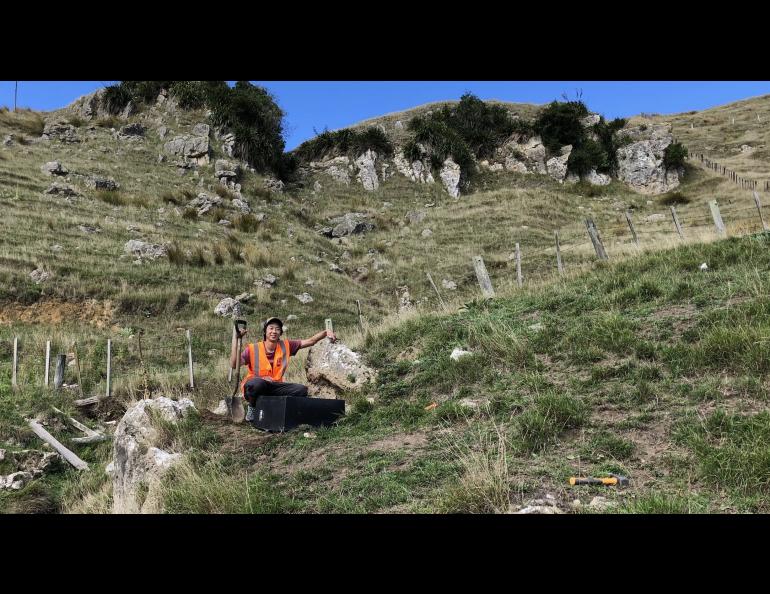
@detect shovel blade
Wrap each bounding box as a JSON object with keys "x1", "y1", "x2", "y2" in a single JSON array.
[{"x1": 230, "y1": 396, "x2": 245, "y2": 423}]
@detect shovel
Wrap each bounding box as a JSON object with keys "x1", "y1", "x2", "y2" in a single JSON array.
[{"x1": 227, "y1": 319, "x2": 247, "y2": 423}]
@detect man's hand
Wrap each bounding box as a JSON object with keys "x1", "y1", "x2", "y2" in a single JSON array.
[
  {"x1": 237, "y1": 328, "x2": 249, "y2": 339},
  {"x1": 326, "y1": 330, "x2": 337, "y2": 343}
]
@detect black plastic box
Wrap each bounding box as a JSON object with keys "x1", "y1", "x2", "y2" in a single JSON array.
[{"x1": 251, "y1": 395, "x2": 345, "y2": 432}]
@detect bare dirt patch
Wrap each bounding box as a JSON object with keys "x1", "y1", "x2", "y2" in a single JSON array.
[{"x1": 0, "y1": 298, "x2": 115, "y2": 328}]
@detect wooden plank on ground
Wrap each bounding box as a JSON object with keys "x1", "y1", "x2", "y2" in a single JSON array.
[{"x1": 27, "y1": 419, "x2": 89, "y2": 470}]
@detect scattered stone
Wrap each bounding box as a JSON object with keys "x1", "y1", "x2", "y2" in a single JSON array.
[
  {"x1": 421, "y1": 228, "x2": 433, "y2": 238},
  {"x1": 231, "y1": 198, "x2": 251, "y2": 214},
  {"x1": 328, "y1": 212, "x2": 375, "y2": 237},
  {"x1": 254, "y1": 273, "x2": 277, "y2": 289},
  {"x1": 50, "y1": 244, "x2": 63, "y2": 252},
  {"x1": 117, "y1": 123, "x2": 145, "y2": 140},
  {"x1": 398, "y1": 286, "x2": 414, "y2": 312},
  {"x1": 29, "y1": 268, "x2": 50, "y2": 284},
  {"x1": 528, "y1": 323, "x2": 544, "y2": 331},
  {"x1": 588, "y1": 496, "x2": 616, "y2": 511},
  {"x1": 699, "y1": 262, "x2": 708, "y2": 272},
  {"x1": 329, "y1": 263, "x2": 343, "y2": 273},
  {"x1": 44, "y1": 182, "x2": 79, "y2": 197},
  {"x1": 3, "y1": 134, "x2": 15, "y2": 146},
  {"x1": 124, "y1": 240, "x2": 167, "y2": 261},
  {"x1": 234, "y1": 292, "x2": 254, "y2": 303},
  {"x1": 41, "y1": 161, "x2": 68, "y2": 176},
  {"x1": 644, "y1": 213, "x2": 666, "y2": 223},
  {"x1": 441, "y1": 279, "x2": 457, "y2": 290},
  {"x1": 215, "y1": 159, "x2": 240, "y2": 181},
  {"x1": 86, "y1": 175, "x2": 120, "y2": 191},
  {"x1": 158, "y1": 126, "x2": 168, "y2": 139},
  {"x1": 78, "y1": 225, "x2": 101, "y2": 234},
  {"x1": 450, "y1": 348, "x2": 473, "y2": 362},
  {"x1": 214, "y1": 298, "x2": 242, "y2": 318},
  {"x1": 41, "y1": 121, "x2": 79, "y2": 143},
  {"x1": 406, "y1": 210, "x2": 427, "y2": 225},
  {"x1": 295, "y1": 293, "x2": 314, "y2": 304},
  {"x1": 264, "y1": 177, "x2": 285, "y2": 193}
]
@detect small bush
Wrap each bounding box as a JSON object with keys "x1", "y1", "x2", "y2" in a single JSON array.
[
  {"x1": 233, "y1": 214, "x2": 260, "y2": 233},
  {"x1": 658, "y1": 191, "x2": 691, "y2": 206},
  {"x1": 664, "y1": 142, "x2": 687, "y2": 170},
  {"x1": 94, "y1": 190, "x2": 127, "y2": 206},
  {"x1": 294, "y1": 126, "x2": 393, "y2": 162},
  {"x1": 161, "y1": 191, "x2": 185, "y2": 206},
  {"x1": 96, "y1": 115, "x2": 122, "y2": 129},
  {"x1": 182, "y1": 208, "x2": 198, "y2": 220},
  {"x1": 65, "y1": 114, "x2": 85, "y2": 128},
  {"x1": 166, "y1": 242, "x2": 186, "y2": 266}
]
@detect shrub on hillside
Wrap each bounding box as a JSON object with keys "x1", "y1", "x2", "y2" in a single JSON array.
[
  {"x1": 533, "y1": 100, "x2": 589, "y2": 154},
  {"x1": 294, "y1": 126, "x2": 393, "y2": 162},
  {"x1": 664, "y1": 142, "x2": 687, "y2": 170}
]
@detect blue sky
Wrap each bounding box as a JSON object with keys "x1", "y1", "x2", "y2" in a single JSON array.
[{"x1": 2, "y1": 81, "x2": 770, "y2": 151}]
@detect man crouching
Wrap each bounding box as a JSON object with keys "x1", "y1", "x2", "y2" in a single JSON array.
[{"x1": 230, "y1": 317, "x2": 336, "y2": 423}]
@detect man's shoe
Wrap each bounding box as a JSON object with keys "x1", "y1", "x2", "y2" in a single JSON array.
[{"x1": 245, "y1": 405, "x2": 255, "y2": 422}]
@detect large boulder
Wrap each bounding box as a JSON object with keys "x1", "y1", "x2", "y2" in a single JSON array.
[
  {"x1": 111, "y1": 397, "x2": 195, "y2": 514},
  {"x1": 329, "y1": 212, "x2": 375, "y2": 237},
  {"x1": 44, "y1": 182, "x2": 79, "y2": 197},
  {"x1": 616, "y1": 124, "x2": 682, "y2": 195},
  {"x1": 354, "y1": 149, "x2": 379, "y2": 191},
  {"x1": 189, "y1": 192, "x2": 222, "y2": 216},
  {"x1": 41, "y1": 121, "x2": 79, "y2": 143},
  {"x1": 66, "y1": 89, "x2": 108, "y2": 120},
  {"x1": 305, "y1": 340, "x2": 376, "y2": 399},
  {"x1": 309, "y1": 156, "x2": 353, "y2": 185},
  {"x1": 440, "y1": 158, "x2": 461, "y2": 197},
  {"x1": 498, "y1": 135, "x2": 547, "y2": 174}
]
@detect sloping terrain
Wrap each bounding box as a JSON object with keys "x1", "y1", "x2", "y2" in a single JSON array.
[{"x1": 1, "y1": 92, "x2": 770, "y2": 513}]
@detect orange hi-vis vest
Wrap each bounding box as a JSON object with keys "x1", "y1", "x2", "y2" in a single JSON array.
[{"x1": 241, "y1": 340, "x2": 291, "y2": 396}]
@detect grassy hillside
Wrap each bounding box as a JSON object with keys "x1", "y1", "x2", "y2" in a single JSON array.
[{"x1": 2, "y1": 93, "x2": 770, "y2": 513}]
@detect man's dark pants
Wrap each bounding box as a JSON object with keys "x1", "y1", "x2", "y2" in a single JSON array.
[{"x1": 244, "y1": 378, "x2": 308, "y2": 406}]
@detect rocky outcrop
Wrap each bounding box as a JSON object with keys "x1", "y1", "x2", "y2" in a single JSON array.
[
  {"x1": 440, "y1": 158, "x2": 461, "y2": 197},
  {"x1": 305, "y1": 340, "x2": 376, "y2": 399},
  {"x1": 215, "y1": 159, "x2": 240, "y2": 182},
  {"x1": 124, "y1": 240, "x2": 167, "y2": 261},
  {"x1": 163, "y1": 129, "x2": 210, "y2": 166},
  {"x1": 498, "y1": 135, "x2": 547, "y2": 174},
  {"x1": 66, "y1": 89, "x2": 108, "y2": 120},
  {"x1": 583, "y1": 169, "x2": 611, "y2": 186},
  {"x1": 308, "y1": 156, "x2": 353, "y2": 185},
  {"x1": 111, "y1": 397, "x2": 195, "y2": 514},
  {"x1": 41, "y1": 121, "x2": 79, "y2": 143},
  {"x1": 616, "y1": 124, "x2": 682, "y2": 195},
  {"x1": 355, "y1": 150, "x2": 379, "y2": 191},
  {"x1": 264, "y1": 178, "x2": 285, "y2": 193},
  {"x1": 546, "y1": 145, "x2": 572, "y2": 181},
  {"x1": 189, "y1": 192, "x2": 222, "y2": 215},
  {"x1": 393, "y1": 151, "x2": 434, "y2": 183}
]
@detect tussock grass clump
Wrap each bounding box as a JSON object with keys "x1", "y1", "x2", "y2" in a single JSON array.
[
  {"x1": 233, "y1": 213, "x2": 260, "y2": 233},
  {"x1": 436, "y1": 418, "x2": 518, "y2": 514},
  {"x1": 516, "y1": 391, "x2": 587, "y2": 452},
  {"x1": 295, "y1": 126, "x2": 394, "y2": 162},
  {"x1": 675, "y1": 410, "x2": 770, "y2": 499},
  {"x1": 658, "y1": 191, "x2": 691, "y2": 206}
]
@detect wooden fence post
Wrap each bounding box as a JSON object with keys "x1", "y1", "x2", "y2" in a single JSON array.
[
  {"x1": 325, "y1": 319, "x2": 333, "y2": 337},
  {"x1": 186, "y1": 329, "x2": 195, "y2": 390},
  {"x1": 709, "y1": 200, "x2": 726, "y2": 236},
  {"x1": 624, "y1": 211, "x2": 639, "y2": 246},
  {"x1": 228, "y1": 325, "x2": 236, "y2": 382},
  {"x1": 472, "y1": 255, "x2": 495, "y2": 298},
  {"x1": 426, "y1": 272, "x2": 447, "y2": 311},
  {"x1": 105, "y1": 339, "x2": 112, "y2": 399},
  {"x1": 12, "y1": 337, "x2": 18, "y2": 388},
  {"x1": 44, "y1": 340, "x2": 51, "y2": 387},
  {"x1": 753, "y1": 191, "x2": 769, "y2": 231},
  {"x1": 585, "y1": 219, "x2": 608, "y2": 260},
  {"x1": 670, "y1": 206, "x2": 685, "y2": 239},
  {"x1": 54, "y1": 354, "x2": 66, "y2": 390},
  {"x1": 73, "y1": 342, "x2": 84, "y2": 398},
  {"x1": 515, "y1": 243, "x2": 523, "y2": 288},
  {"x1": 356, "y1": 299, "x2": 366, "y2": 334},
  {"x1": 555, "y1": 231, "x2": 564, "y2": 275}
]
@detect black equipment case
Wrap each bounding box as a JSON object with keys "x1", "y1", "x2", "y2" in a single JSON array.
[{"x1": 251, "y1": 395, "x2": 345, "y2": 432}]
